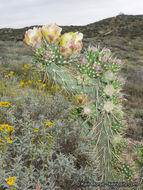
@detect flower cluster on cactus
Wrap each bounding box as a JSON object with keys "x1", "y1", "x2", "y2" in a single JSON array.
[
  {"x1": 24, "y1": 23, "x2": 83, "y2": 60},
  {"x1": 24, "y1": 27, "x2": 42, "y2": 48},
  {"x1": 24, "y1": 23, "x2": 140, "y2": 184}
]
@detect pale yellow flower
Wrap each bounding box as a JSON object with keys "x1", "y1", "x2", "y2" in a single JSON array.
[
  {"x1": 60, "y1": 31, "x2": 83, "y2": 57},
  {"x1": 42, "y1": 23, "x2": 62, "y2": 45},
  {"x1": 24, "y1": 27, "x2": 42, "y2": 48}
]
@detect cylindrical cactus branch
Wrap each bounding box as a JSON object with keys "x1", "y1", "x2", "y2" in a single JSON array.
[{"x1": 24, "y1": 23, "x2": 138, "y2": 183}]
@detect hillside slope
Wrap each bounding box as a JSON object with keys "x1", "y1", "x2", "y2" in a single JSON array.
[{"x1": 0, "y1": 14, "x2": 143, "y2": 40}]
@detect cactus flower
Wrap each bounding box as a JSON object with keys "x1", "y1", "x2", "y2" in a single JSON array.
[
  {"x1": 42, "y1": 23, "x2": 62, "y2": 45},
  {"x1": 24, "y1": 27, "x2": 42, "y2": 48},
  {"x1": 74, "y1": 32, "x2": 83, "y2": 54},
  {"x1": 60, "y1": 32, "x2": 83, "y2": 58}
]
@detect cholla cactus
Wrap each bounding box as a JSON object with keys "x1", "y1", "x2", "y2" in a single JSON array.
[{"x1": 24, "y1": 23, "x2": 138, "y2": 184}]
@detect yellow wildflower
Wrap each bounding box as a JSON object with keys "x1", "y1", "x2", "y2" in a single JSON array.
[
  {"x1": 5, "y1": 137, "x2": 10, "y2": 140},
  {"x1": 5, "y1": 137, "x2": 13, "y2": 143},
  {"x1": 0, "y1": 102, "x2": 11, "y2": 107},
  {"x1": 19, "y1": 81, "x2": 25, "y2": 87},
  {"x1": 8, "y1": 71, "x2": 14, "y2": 76},
  {"x1": 5, "y1": 176, "x2": 16, "y2": 186},
  {"x1": 24, "y1": 64, "x2": 30, "y2": 69},
  {"x1": 44, "y1": 122, "x2": 53, "y2": 126},
  {"x1": 34, "y1": 128, "x2": 39, "y2": 132},
  {"x1": 5, "y1": 125, "x2": 15, "y2": 134},
  {"x1": 47, "y1": 135, "x2": 53, "y2": 138},
  {"x1": 9, "y1": 71, "x2": 14, "y2": 74},
  {"x1": 11, "y1": 177, "x2": 16, "y2": 180},
  {"x1": 4, "y1": 75, "x2": 9, "y2": 78},
  {"x1": 0, "y1": 124, "x2": 9, "y2": 127},
  {"x1": 38, "y1": 80, "x2": 42, "y2": 82},
  {"x1": 41, "y1": 84, "x2": 46, "y2": 88},
  {"x1": 47, "y1": 136, "x2": 53, "y2": 142}
]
